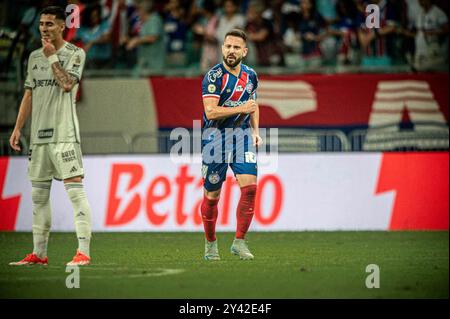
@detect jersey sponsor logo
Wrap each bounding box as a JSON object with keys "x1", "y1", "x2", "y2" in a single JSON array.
[
  {"x1": 33, "y1": 79, "x2": 58, "y2": 89},
  {"x1": 207, "y1": 68, "x2": 223, "y2": 83},
  {"x1": 223, "y1": 100, "x2": 245, "y2": 107},
  {"x1": 227, "y1": 72, "x2": 249, "y2": 102},
  {"x1": 207, "y1": 84, "x2": 216, "y2": 93},
  {"x1": 62, "y1": 150, "x2": 77, "y2": 163},
  {"x1": 38, "y1": 129, "x2": 54, "y2": 139}
]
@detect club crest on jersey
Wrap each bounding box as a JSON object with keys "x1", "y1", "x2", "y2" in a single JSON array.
[
  {"x1": 236, "y1": 85, "x2": 244, "y2": 92},
  {"x1": 207, "y1": 68, "x2": 223, "y2": 83},
  {"x1": 208, "y1": 172, "x2": 220, "y2": 184},
  {"x1": 208, "y1": 84, "x2": 216, "y2": 93}
]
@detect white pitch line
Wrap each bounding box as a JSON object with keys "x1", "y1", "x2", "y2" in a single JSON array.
[{"x1": 0, "y1": 268, "x2": 186, "y2": 281}]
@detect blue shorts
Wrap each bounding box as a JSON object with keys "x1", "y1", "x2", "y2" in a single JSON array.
[{"x1": 201, "y1": 130, "x2": 257, "y2": 191}]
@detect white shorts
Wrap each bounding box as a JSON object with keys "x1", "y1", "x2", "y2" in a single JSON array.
[{"x1": 28, "y1": 143, "x2": 84, "y2": 182}]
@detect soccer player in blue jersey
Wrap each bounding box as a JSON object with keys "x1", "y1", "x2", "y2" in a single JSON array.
[{"x1": 201, "y1": 29, "x2": 262, "y2": 261}]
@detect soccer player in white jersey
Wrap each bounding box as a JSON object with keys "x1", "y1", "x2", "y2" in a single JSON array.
[{"x1": 9, "y1": 6, "x2": 92, "y2": 266}]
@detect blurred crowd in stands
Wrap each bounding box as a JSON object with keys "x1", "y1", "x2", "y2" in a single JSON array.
[{"x1": 0, "y1": 0, "x2": 448, "y2": 75}]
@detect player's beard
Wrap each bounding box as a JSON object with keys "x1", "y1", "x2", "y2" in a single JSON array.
[{"x1": 223, "y1": 54, "x2": 242, "y2": 68}]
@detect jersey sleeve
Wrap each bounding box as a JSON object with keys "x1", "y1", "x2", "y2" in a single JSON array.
[
  {"x1": 66, "y1": 49, "x2": 86, "y2": 82},
  {"x1": 251, "y1": 70, "x2": 258, "y2": 100},
  {"x1": 24, "y1": 55, "x2": 33, "y2": 90},
  {"x1": 202, "y1": 69, "x2": 222, "y2": 99}
]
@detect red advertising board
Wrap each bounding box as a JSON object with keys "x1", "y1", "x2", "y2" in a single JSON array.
[{"x1": 150, "y1": 73, "x2": 449, "y2": 128}]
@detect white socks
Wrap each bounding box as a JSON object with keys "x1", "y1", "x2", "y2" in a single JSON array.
[
  {"x1": 64, "y1": 182, "x2": 92, "y2": 257},
  {"x1": 31, "y1": 181, "x2": 52, "y2": 258}
]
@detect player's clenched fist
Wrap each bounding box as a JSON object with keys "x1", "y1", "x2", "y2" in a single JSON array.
[
  {"x1": 9, "y1": 129, "x2": 21, "y2": 152},
  {"x1": 241, "y1": 100, "x2": 257, "y2": 114}
]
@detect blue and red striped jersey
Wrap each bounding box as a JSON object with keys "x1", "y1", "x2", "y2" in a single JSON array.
[{"x1": 201, "y1": 63, "x2": 258, "y2": 130}]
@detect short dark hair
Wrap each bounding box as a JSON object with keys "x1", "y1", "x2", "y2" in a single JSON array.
[
  {"x1": 40, "y1": 6, "x2": 66, "y2": 21},
  {"x1": 224, "y1": 29, "x2": 247, "y2": 43}
]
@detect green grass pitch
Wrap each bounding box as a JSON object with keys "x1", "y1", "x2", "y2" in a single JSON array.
[{"x1": 0, "y1": 231, "x2": 448, "y2": 299}]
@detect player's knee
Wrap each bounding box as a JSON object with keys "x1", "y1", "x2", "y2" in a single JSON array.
[
  {"x1": 201, "y1": 195, "x2": 219, "y2": 219},
  {"x1": 64, "y1": 176, "x2": 82, "y2": 183},
  {"x1": 204, "y1": 189, "x2": 221, "y2": 200},
  {"x1": 32, "y1": 224, "x2": 51, "y2": 234},
  {"x1": 31, "y1": 182, "x2": 51, "y2": 206},
  {"x1": 241, "y1": 184, "x2": 257, "y2": 199},
  {"x1": 240, "y1": 184, "x2": 257, "y2": 211},
  {"x1": 202, "y1": 195, "x2": 219, "y2": 207},
  {"x1": 64, "y1": 183, "x2": 86, "y2": 202}
]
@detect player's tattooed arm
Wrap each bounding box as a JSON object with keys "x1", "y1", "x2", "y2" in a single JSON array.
[
  {"x1": 50, "y1": 62, "x2": 78, "y2": 92},
  {"x1": 42, "y1": 39, "x2": 78, "y2": 92}
]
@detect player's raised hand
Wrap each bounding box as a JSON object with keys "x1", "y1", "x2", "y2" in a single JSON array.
[
  {"x1": 241, "y1": 100, "x2": 257, "y2": 114},
  {"x1": 9, "y1": 130, "x2": 21, "y2": 152},
  {"x1": 41, "y1": 38, "x2": 56, "y2": 57}
]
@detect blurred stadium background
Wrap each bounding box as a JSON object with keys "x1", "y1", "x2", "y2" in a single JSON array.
[{"x1": 0, "y1": 0, "x2": 448, "y2": 299}]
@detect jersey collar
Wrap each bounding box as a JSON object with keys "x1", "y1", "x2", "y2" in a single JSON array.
[{"x1": 221, "y1": 62, "x2": 242, "y2": 79}]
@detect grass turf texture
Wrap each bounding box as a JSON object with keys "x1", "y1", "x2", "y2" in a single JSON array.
[{"x1": 0, "y1": 231, "x2": 448, "y2": 299}]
